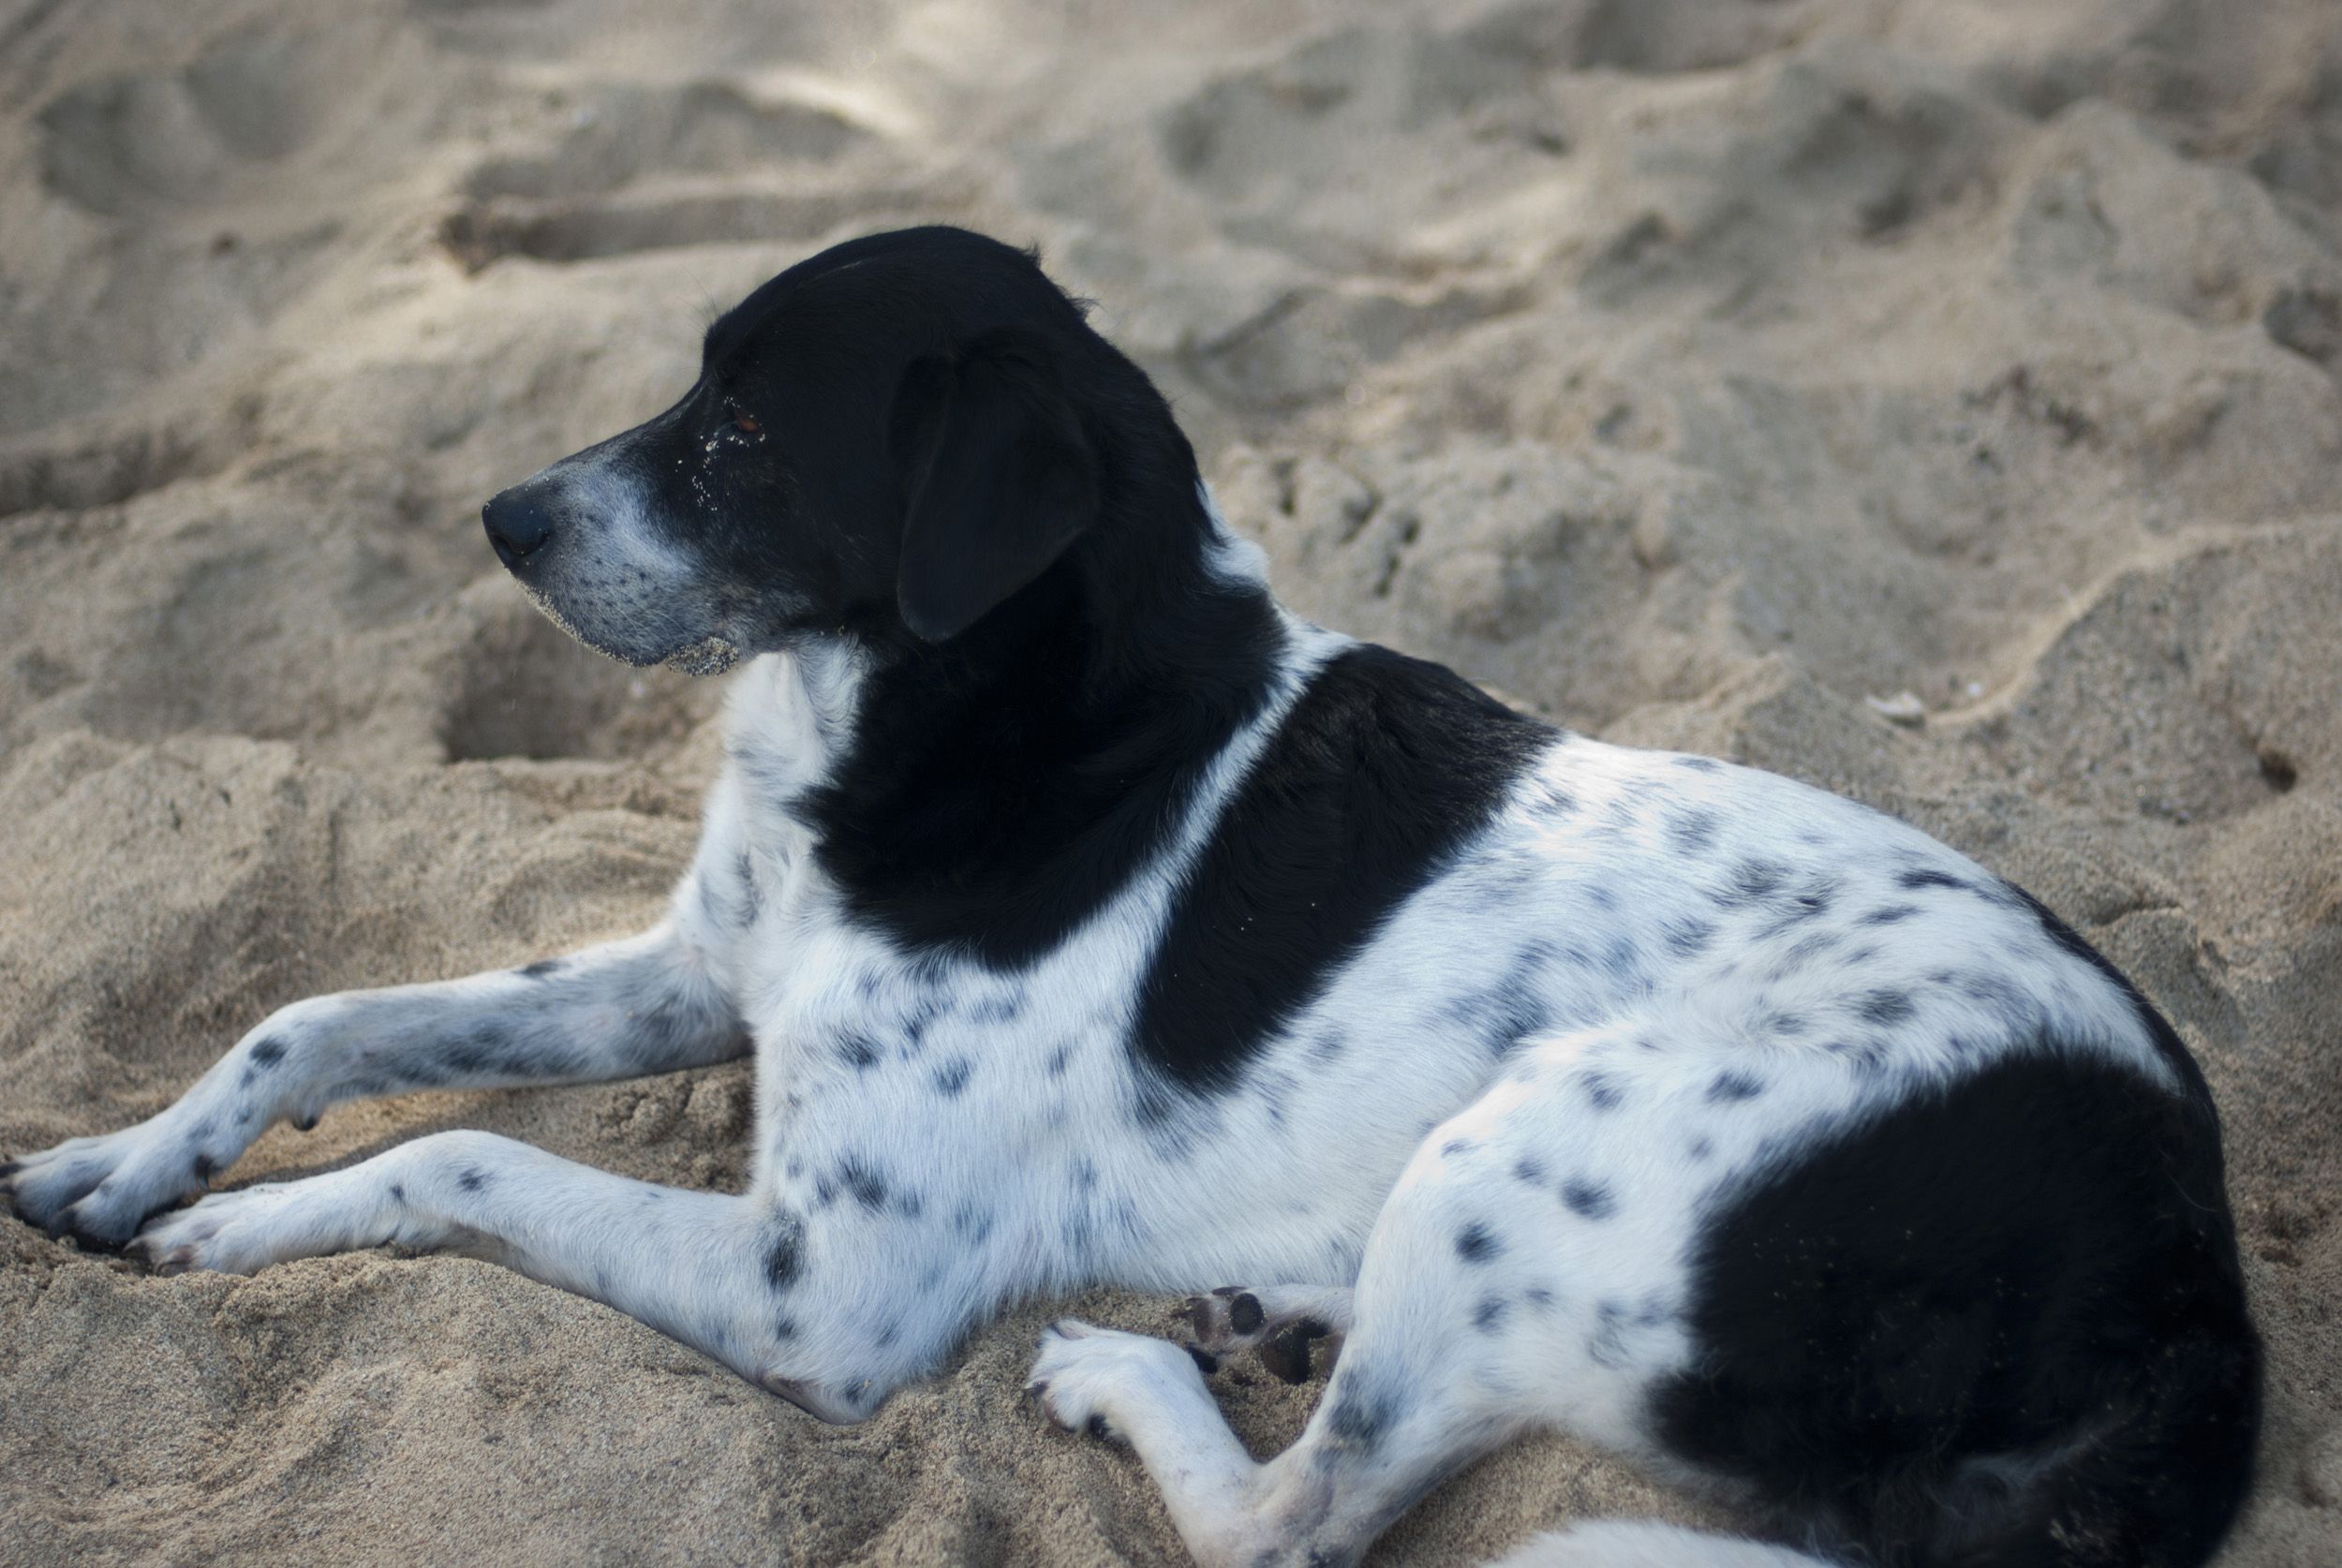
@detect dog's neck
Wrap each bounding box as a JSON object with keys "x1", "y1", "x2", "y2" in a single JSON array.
[{"x1": 778, "y1": 480, "x2": 1287, "y2": 968}]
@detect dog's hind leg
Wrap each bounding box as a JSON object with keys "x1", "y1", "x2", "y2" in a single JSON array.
[
  {"x1": 1031, "y1": 1296, "x2": 1524, "y2": 1568},
  {"x1": 3, "y1": 917, "x2": 743, "y2": 1246},
  {"x1": 1031, "y1": 1019, "x2": 1740, "y2": 1567},
  {"x1": 1030, "y1": 1141, "x2": 1558, "y2": 1566}
]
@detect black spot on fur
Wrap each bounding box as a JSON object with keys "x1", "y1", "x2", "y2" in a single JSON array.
[
  {"x1": 969, "y1": 991, "x2": 1025, "y2": 1025},
  {"x1": 1580, "y1": 1071, "x2": 1625, "y2": 1111},
  {"x1": 734, "y1": 851, "x2": 763, "y2": 923},
  {"x1": 763, "y1": 1212, "x2": 806, "y2": 1289},
  {"x1": 837, "y1": 1157, "x2": 887, "y2": 1212},
  {"x1": 1563, "y1": 1178, "x2": 1617, "y2": 1220},
  {"x1": 1857, "y1": 989, "x2": 1917, "y2": 1027},
  {"x1": 1653, "y1": 1047, "x2": 2258, "y2": 1568},
  {"x1": 1769, "y1": 930, "x2": 1845, "y2": 981},
  {"x1": 190, "y1": 1151, "x2": 215, "y2": 1182},
  {"x1": 439, "y1": 1019, "x2": 539, "y2": 1081},
  {"x1": 1667, "y1": 807, "x2": 1722, "y2": 855},
  {"x1": 457, "y1": 1168, "x2": 488, "y2": 1192},
  {"x1": 1132, "y1": 645, "x2": 1550, "y2": 1093},
  {"x1": 1954, "y1": 969, "x2": 2032, "y2": 1022},
  {"x1": 388, "y1": 1183, "x2": 406, "y2": 1204},
  {"x1": 1456, "y1": 1221, "x2": 1501, "y2": 1263},
  {"x1": 1708, "y1": 1070, "x2": 1767, "y2": 1103},
  {"x1": 837, "y1": 1032, "x2": 883, "y2": 1071},
  {"x1": 899, "y1": 1000, "x2": 937, "y2": 1054},
  {"x1": 519, "y1": 958, "x2": 565, "y2": 979},
  {"x1": 1045, "y1": 1042, "x2": 1075, "y2": 1077},
  {"x1": 1448, "y1": 947, "x2": 1556, "y2": 1058},
  {"x1": 1514, "y1": 1155, "x2": 1549, "y2": 1186},
  {"x1": 1440, "y1": 1137, "x2": 1475, "y2": 1158},
  {"x1": 1897, "y1": 868, "x2": 1972, "y2": 894},
  {"x1": 1261, "y1": 1072, "x2": 1295, "y2": 1131},
  {"x1": 1859, "y1": 903, "x2": 1922, "y2": 926},
  {"x1": 1474, "y1": 1295, "x2": 1508, "y2": 1333},
  {"x1": 1756, "y1": 881, "x2": 1839, "y2": 938},
  {"x1": 1665, "y1": 916, "x2": 1718, "y2": 957},
  {"x1": 1673, "y1": 755, "x2": 1724, "y2": 774},
  {"x1": 246, "y1": 1035, "x2": 287, "y2": 1068},
  {"x1": 931, "y1": 1058, "x2": 972, "y2": 1097},
  {"x1": 1326, "y1": 1374, "x2": 1401, "y2": 1452},
  {"x1": 1717, "y1": 858, "x2": 1791, "y2": 908}
]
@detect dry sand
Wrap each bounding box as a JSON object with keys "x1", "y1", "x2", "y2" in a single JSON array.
[{"x1": 3, "y1": 0, "x2": 2339, "y2": 1562}]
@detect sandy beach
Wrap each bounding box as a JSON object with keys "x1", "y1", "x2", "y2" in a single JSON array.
[{"x1": 2, "y1": 0, "x2": 2338, "y2": 1561}]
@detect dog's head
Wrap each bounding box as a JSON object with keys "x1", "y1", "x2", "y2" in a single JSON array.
[{"x1": 482, "y1": 227, "x2": 1167, "y2": 673}]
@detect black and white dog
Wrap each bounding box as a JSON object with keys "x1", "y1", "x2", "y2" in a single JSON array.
[{"x1": 4, "y1": 228, "x2": 2260, "y2": 1568}]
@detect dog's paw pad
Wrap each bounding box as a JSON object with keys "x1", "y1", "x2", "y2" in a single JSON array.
[
  {"x1": 1257, "y1": 1318, "x2": 1333, "y2": 1383},
  {"x1": 1178, "y1": 1288, "x2": 1276, "y2": 1349},
  {"x1": 1178, "y1": 1288, "x2": 1345, "y2": 1383}
]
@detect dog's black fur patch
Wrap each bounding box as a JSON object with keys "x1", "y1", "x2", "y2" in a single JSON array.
[
  {"x1": 774, "y1": 234, "x2": 1289, "y2": 966},
  {"x1": 1653, "y1": 1046, "x2": 2259, "y2": 1568},
  {"x1": 1132, "y1": 646, "x2": 1550, "y2": 1091}
]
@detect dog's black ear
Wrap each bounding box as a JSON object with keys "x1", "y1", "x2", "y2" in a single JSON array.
[{"x1": 894, "y1": 327, "x2": 1100, "y2": 643}]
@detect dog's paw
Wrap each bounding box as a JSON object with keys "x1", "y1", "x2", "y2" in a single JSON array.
[
  {"x1": 1, "y1": 1119, "x2": 215, "y2": 1250},
  {"x1": 127, "y1": 1176, "x2": 363, "y2": 1276},
  {"x1": 1177, "y1": 1285, "x2": 1348, "y2": 1383},
  {"x1": 1027, "y1": 1320, "x2": 1206, "y2": 1443}
]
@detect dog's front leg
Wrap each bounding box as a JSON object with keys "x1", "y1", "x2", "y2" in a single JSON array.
[
  {"x1": 130, "y1": 1129, "x2": 897, "y2": 1421},
  {"x1": 3, "y1": 919, "x2": 743, "y2": 1247}
]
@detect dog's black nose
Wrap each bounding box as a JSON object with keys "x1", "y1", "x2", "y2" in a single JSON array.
[{"x1": 482, "y1": 489, "x2": 555, "y2": 569}]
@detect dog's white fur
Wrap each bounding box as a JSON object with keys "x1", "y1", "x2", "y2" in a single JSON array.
[{"x1": 7, "y1": 490, "x2": 2181, "y2": 1564}]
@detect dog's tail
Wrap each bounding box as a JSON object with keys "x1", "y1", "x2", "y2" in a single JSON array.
[{"x1": 1486, "y1": 1520, "x2": 1831, "y2": 1567}]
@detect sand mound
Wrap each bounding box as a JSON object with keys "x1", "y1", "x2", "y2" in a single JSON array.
[{"x1": 3, "y1": 1, "x2": 2337, "y2": 1562}]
